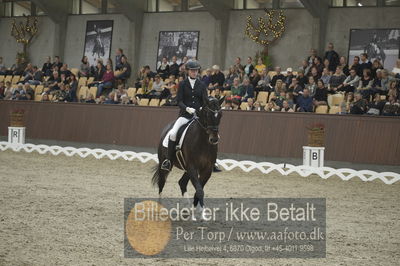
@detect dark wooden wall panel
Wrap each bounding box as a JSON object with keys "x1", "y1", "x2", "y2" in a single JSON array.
[{"x1": 1, "y1": 101, "x2": 399, "y2": 165}]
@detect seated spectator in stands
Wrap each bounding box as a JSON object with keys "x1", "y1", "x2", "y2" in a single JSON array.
[
  {"x1": 359, "y1": 53, "x2": 372, "y2": 76},
  {"x1": 349, "y1": 92, "x2": 367, "y2": 114},
  {"x1": 329, "y1": 66, "x2": 346, "y2": 93},
  {"x1": 349, "y1": 56, "x2": 361, "y2": 77},
  {"x1": 245, "y1": 98, "x2": 255, "y2": 110},
  {"x1": 324, "y1": 42, "x2": 340, "y2": 72},
  {"x1": 210, "y1": 65, "x2": 225, "y2": 89},
  {"x1": 22, "y1": 66, "x2": 43, "y2": 85},
  {"x1": 309, "y1": 66, "x2": 321, "y2": 81},
  {"x1": 85, "y1": 93, "x2": 96, "y2": 104},
  {"x1": 307, "y1": 48, "x2": 322, "y2": 66},
  {"x1": 388, "y1": 80, "x2": 398, "y2": 98},
  {"x1": 344, "y1": 92, "x2": 354, "y2": 113},
  {"x1": 46, "y1": 71, "x2": 61, "y2": 92},
  {"x1": 222, "y1": 98, "x2": 232, "y2": 110},
  {"x1": 97, "y1": 63, "x2": 115, "y2": 97},
  {"x1": 41, "y1": 94, "x2": 49, "y2": 102},
  {"x1": 273, "y1": 79, "x2": 286, "y2": 95},
  {"x1": 244, "y1": 57, "x2": 254, "y2": 77},
  {"x1": 53, "y1": 56, "x2": 63, "y2": 72},
  {"x1": 42, "y1": 56, "x2": 52, "y2": 76},
  {"x1": 357, "y1": 68, "x2": 373, "y2": 98},
  {"x1": 271, "y1": 66, "x2": 284, "y2": 87},
  {"x1": 213, "y1": 87, "x2": 223, "y2": 101},
  {"x1": 0, "y1": 81, "x2": 4, "y2": 99},
  {"x1": 106, "y1": 58, "x2": 113, "y2": 70},
  {"x1": 249, "y1": 69, "x2": 261, "y2": 88},
  {"x1": 240, "y1": 78, "x2": 255, "y2": 102},
  {"x1": 380, "y1": 69, "x2": 393, "y2": 94},
  {"x1": 296, "y1": 88, "x2": 313, "y2": 112},
  {"x1": 115, "y1": 48, "x2": 124, "y2": 70},
  {"x1": 69, "y1": 74, "x2": 78, "y2": 101},
  {"x1": 283, "y1": 68, "x2": 294, "y2": 87},
  {"x1": 115, "y1": 55, "x2": 131, "y2": 82},
  {"x1": 366, "y1": 93, "x2": 385, "y2": 115},
  {"x1": 13, "y1": 84, "x2": 28, "y2": 100},
  {"x1": 93, "y1": 61, "x2": 106, "y2": 83},
  {"x1": 381, "y1": 94, "x2": 399, "y2": 116},
  {"x1": 265, "y1": 100, "x2": 279, "y2": 112},
  {"x1": 169, "y1": 56, "x2": 180, "y2": 77},
  {"x1": 3, "y1": 81, "x2": 12, "y2": 97},
  {"x1": 313, "y1": 57, "x2": 324, "y2": 76},
  {"x1": 281, "y1": 100, "x2": 294, "y2": 112},
  {"x1": 323, "y1": 58, "x2": 330, "y2": 73},
  {"x1": 79, "y1": 56, "x2": 90, "y2": 77},
  {"x1": 59, "y1": 64, "x2": 71, "y2": 78},
  {"x1": 0, "y1": 57, "x2": 6, "y2": 75},
  {"x1": 313, "y1": 79, "x2": 328, "y2": 107},
  {"x1": 163, "y1": 86, "x2": 178, "y2": 106},
  {"x1": 339, "y1": 68, "x2": 360, "y2": 93},
  {"x1": 301, "y1": 60, "x2": 311, "y2": 76},
  {"x1": 253, "y1": 101, "x2": 262, "y2": 111},
  {"x1": 234, "y1": 57, "x2": 243, "y2": 71},
  {"x1": 321, "y1": 67, "x2": 331, "y2": 85},
  {"x1": 149, "y1": 75, "x2": 166, "y2": 99},
  {"x1": 52, "y1": 83, "x2": 68, "y2": 102},
  {"x1": 296, "y1": 69, "x2": 308, "y2": 89},
  {"x1": 64, "y1": 83, "x2": 76, "y2": 102},
  {"x1": 232, "y1": 98, "x2": 241, "y2": 110},
  {"x1": 256, "y1": 69, "x2": 272, "y2": 92},
  {"x1": 231, "y1": 78, "x2": 243, "y2": 99},
  {"x1": 371, "y1": 69, "x2": 382, "y2": 91},
  {"x1": 23, "y1": 83, "x2": 34, "y2": 99},
  {"x1": 255, "y1": 58, "x2": 266, "y2": 74},
  {"x1": 201, "y1": 68, "x2": 213, "y2": 89},
  {"x1": 391, "y1": 59, "x2": 400, "y2": 78},
  {"x1": 304, "y1": 76, "x2": 316, "y2": 97},
  {"x1": 179, "y1": 56, "x2": 188, "y2": 69},
  {"x1": 287, "y1": 77, "x2": 302, "y2": 95},
  {"x1": 371, "y1": 59, "x2": 383, "y2": 79},
  {"x1": 136, "y1": 77, "x2": 152, "y2": 99},
  {"x1": 275, "y1": 90, "x2": 287, "y2": 109},
  {"x1": 157, "y1": 57, "x2": 170, "y2": 79},
  {"x1": 339, "y1": 56, "x2": 350, "y2": 76},
  {"x1": 13, "y1": 57, "x2": 27, "y2": 76}
]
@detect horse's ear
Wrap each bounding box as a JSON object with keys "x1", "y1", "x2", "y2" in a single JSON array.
[{"x1": 218, "y1": 96, "x2": 225, "y2": 107}]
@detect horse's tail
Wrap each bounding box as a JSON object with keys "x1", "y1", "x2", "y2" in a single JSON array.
[{"x1": 151, "y1": 163, "x2": 167, "y2": 194}]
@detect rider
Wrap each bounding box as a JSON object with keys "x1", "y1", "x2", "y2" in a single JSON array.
[{"x1": 161, "y1": 60, "x2": 208, "y2": 171}]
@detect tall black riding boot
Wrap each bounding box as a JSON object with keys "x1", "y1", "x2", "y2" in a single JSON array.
[{"x1": 161, "y1": 139, "x2": 176, "y2": 171}]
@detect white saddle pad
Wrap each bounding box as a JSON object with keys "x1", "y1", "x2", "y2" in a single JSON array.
[{"x1": 162, "y1": 120, "x2": 195, "y2": 149}]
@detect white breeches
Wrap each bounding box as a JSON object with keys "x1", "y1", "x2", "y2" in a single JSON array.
[{"x1": 169, "y1": 117, "x2": 190, "y2": 141}]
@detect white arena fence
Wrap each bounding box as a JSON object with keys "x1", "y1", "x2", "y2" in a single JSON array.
[{"x1": 0, "y1": 141, "x2": 399, "y2": 185}]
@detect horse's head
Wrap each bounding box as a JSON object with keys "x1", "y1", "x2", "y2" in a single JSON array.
[{"x1": 199, "y1": 96, "x2": 224, "y2": 145}]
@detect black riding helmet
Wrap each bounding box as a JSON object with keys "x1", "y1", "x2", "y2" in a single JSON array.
[{"x1": 185, "y1": 60, "x2": 201, "y2": 70}]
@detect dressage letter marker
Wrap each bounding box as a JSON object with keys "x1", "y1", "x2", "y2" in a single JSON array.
[{"x1": 8, "y1": 127, "x2": 26, "y2": 145}]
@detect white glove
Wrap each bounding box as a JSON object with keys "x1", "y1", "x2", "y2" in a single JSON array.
[{"x1": 186, "y1": 107, "x2": 196, "y2": 114}]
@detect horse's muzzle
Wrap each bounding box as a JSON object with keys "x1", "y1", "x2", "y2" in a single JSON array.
[{"x1": 208, "y1": 133, "x2": 219, "y2": 145}]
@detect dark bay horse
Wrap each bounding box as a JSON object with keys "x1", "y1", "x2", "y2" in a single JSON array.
[{"x1": 152, "y1": 97, "x2": 223, "y2": 208}]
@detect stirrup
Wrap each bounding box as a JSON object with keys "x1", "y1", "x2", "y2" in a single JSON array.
[{"x1": 161, "y1": 159, "x2": 172, "y2": 171}]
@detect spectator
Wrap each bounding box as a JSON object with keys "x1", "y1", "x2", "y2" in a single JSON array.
[
  {"x1": 253, "y1": 101, "x2": 262, "y2": 111},
  {"x1": 97, "y1": 63, "x2": 115, "y2": 97},
  {"x1": 329, "y1": 66, "x2": 346, "y2": 94},
  {"x1": 163, "y1": 86, "x2": 178, "y2": 106},
  {"x1": 273, "y1": 79, "x2": 285, "y2": 95},
  {"x1": 371, "y1": 69, "x2": 383, "y2": 93},
  {"x1": 366, "y1": 93, "x2": 385, "y2": 115},
  {"x1": 357, "y1": 68, "x2": 373, "y2": 98},
  {"x1": 59, "y1": 64, "x2": 71, "y2": 78},
  {"x1": 230, "y1": 78, "x2": 243, "y2": 100},
  {"x1": 169, "y1": 56, "x2": 180, "y2": 77},
  {"x1": 25, "y1": 66, "x2": 43, "y2": 85},
  {"x1": 225, "y1": 66, "x2": 239, "y2": 88},
  {"x1": 296, "y1": 69, "x2": 308, "y2": 88},
  {"x1": 115, "y1": 48, "x2": 124, "y2": 70},
  {"x1": 213, "y1": 87, "x2": 223, "y2": 100},
  {"x1": 371, "y1": 59, "x2": 383, "y2": 79},
  {"x1": 321, "y1": 67, "x2": 332, "y2": 85},
  {"x1": 234, "y1": 57, "x2": 243, "y2": 71},
  {"x1": 313, "y1": 57, "x2": 324, "y2": 76},
  {"x1": 281, "y1": 100, "x2": 294, "y2": 112},
  {"x1": 301, "y1": 59, "x2": 311, "y2": 76},
  {"x1": 296, "y1": 88, "x2": 313, "y2": 112},
  {"x1": 283, "y1": 68, "x2": 294, "y2": 87},
  {"x1": 240, "y1": 78, "x2": 255, "y2": 101},
  {"x1": 115, "y1": 55, "x2": 131, "y2": 82},
  {"x1": 201, "y1": 68, "x2": 213, "y2": 89},
  {"x1": 41, "y1": 94, "x2": 50, "y2": 102},
  {"x1": 381, "y1": 95, "x2": 399, "y2": 116},
  {"x1": 79, "y1": 56, "x2": 90, "y2": 77},
  {"x1": 275, "y1": 90, "x2": 287, "y2": 108},
  {"x1": 324, "y1": 42, "x2": 340, "y2": 72},
  {"x1": 85, "y1": 93, "x2": 96, "y2": 104},
  {"x1": 210, "y1": 65, "x2": 225, "y2": 88},
  {"x1": 339, "y1": 56, "x2": 350, "y2": 76},
  {"x1": 309, "y1": 66, "x2": 321, "y2": 81},
  {"x1": 249, "y1": 69, "x2": 261, "y2": 88},
  {"x1": 305, "y1": 76, "x2": 317, "y2": 97},
  {"x1": 265, "y1": 101, "x2": 279, "y2": 112},
  {"x1": 66, "y1": 80, "x2": 77, "y2": 102},
  {"x1": 270, "y1": 66, "x2": 285, "y2": 87},
  {"x1": 381, "y1": 69, "x2": 393, "y2": 93},
  {"x1": 222, "y1": 98, "x2": 233, "y2": 110},
  {"x1": 157, "y1": 57, "x2": 170, "y2": 79},
  {"x1": 246, "y1": 98, "x2": 255, "y2": 110},
  {"x1": 3, "y1": 81, "x2": 12, "y2": 97},
  {"x1": 307, "y1": 48, "x2": 322, "y2": 66},
  {"x1": 0, "y1": 81, "x2": 4, "y2": 98},
  {"x1": 359, "y1": 53, "x2": 372, "y2": 76},
  {"x1": 46, "y1": 71, "x2": 61, "y2": 92},
  {"x1": 244, "y1": 57, "x2": 255, "y2": 77},
  {"x1": 232, "y1": 98, "x2": 241, "y2": 110},
  {"x1": 52, "y1": 56, "x2": 63, "y2": 72},
  {"x1": 288, "y1": 77, "x2": 302, "y2": 95},
  {"x1": 313, "y1": 79, "x2": 328, "y2": 107},
  {"x1": 256, "y1": 69, "x2": 271, "y2": 92},
  {"x1": 255, "y1": 58, "x2": 266, "y2": 74},
  {"x1": 350, "y1": 92, "x2": 367, "y2": 114},
  {"x1": 349, "y1": 56, "x2": 362, "y2": 77},
  {"x1": 339, "y1": 68, "x2": 360, "y2": 93},
  {"x1": 42, "y1": 56, "x2": 52, "y2": 76},
  {"x1": 149, "y1": 75, "x2": 165, "y2": 99},
  {"x1": 53, "y1": 83, "x2": 68, "y2": 102},
  {"x1": 93, "y1": 61, "x2": 106, "y2": 82},
  {"x1": 344, "y1": 92, "x2": 354, "y2": 113}
]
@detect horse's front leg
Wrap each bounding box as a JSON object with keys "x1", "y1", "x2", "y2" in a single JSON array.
[{"x1": 187, "y1": 167, "x2": 204, "y2": 208}]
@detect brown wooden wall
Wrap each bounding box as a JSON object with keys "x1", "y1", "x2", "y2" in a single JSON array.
[{"x1": 1, "y1": 101, "x2": 399, "y2": 165}]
